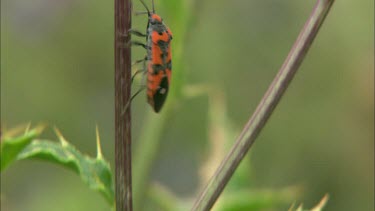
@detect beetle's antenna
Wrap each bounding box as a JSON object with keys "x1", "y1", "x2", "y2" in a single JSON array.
[
  {"x1": 139, "y1": 0, "x2": 151, "y2": 15},
  {"x1": 152, "y1": 0, "x2": 155, "y2": 14}
]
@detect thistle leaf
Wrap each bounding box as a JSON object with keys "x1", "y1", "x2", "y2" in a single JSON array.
[
  {"x1": 0, "y1": 126, "x2": 45, "y2": 171},
  {"x1": 16, "y1": 128, "x2": 114, "y2": 205}
]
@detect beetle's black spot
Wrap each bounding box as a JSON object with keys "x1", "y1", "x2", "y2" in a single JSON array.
[
  {"x1": 151, "y1": 76, "x2": 169, "y2": 113},
  {"x1": 152, "y1": 64, "x2": 164, "y2": 74},
  {"x1": 166, "y1": 60, "x2": 172, "y2": 70},
  {"x1": 157, "y1": 40, "x2": 167, "y2": 46}
]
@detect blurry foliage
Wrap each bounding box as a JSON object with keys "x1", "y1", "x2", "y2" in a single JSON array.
[{"x1": 1, "y1": 0, "x2": 373, "y2": 210}]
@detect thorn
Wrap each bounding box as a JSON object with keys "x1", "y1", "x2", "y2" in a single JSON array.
[
  {"x1": 3, "y1": 123, "x2": 28, "y2": 138},
  {"x1": 54, "y1": 126, "x2": 69, "y2": 147},
  {"x1": 24, "y1": 122, "x2": 31, "y2": 134},
  {"x1": 311, "y1": 194, "x2": 329, "y2": 211},
  {"x1": 33, "y1": 124, "x2": 47, "y2": 135},
  {"x1": 287, "y1": 202, "x2": 296, "y2": 211},
  {"x1": 96, "y1": 124, "x2": 103, "y2": 159},
  {"x1": 296, "y1": 203, "x2": 303, "y2": 211}
]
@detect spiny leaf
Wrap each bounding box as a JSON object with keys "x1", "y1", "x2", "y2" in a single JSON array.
[
  {"x1": 16, "y1": 128, "x2": 114, "y2": 205},
  {"x1": 1, "y1": 125, "x2": 45, "y2": 171}
]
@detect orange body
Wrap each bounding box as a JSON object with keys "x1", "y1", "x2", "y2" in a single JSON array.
[{"x1": 145, "y1": 14, "x2": 173, "y2": 112}]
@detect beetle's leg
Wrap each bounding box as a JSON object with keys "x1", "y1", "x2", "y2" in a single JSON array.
[
  {"x1": 121, "y1": 86, "x2": 146, "y2": 115},
  {"x1": 135, "y1": 11, "x2": 149, "y2": 16},
  {"x1": 132, "y1": 55, "x2": 148, "y2": 81},
  {"x1": 132, "y1": 55, "x2": 147, "y2": 66},
  {"x1": 122, "y1": 55, "x2": 148, "y2": 114},
  {"x1": 129, "y1": 40, "x2": 149, "y2": 49},
  {"x1": 129, "y1": 29, "x2": 147, "y2": 37},
  {"x1": 131, "y1": 68, "x2": 147, "y2": 83}
]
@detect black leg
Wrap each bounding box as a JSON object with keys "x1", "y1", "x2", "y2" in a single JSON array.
[
  {"x1": 131, "y1": 69, "x2": 147, "y2": 83},
  {"x1": 135, "y1": 11, "x2": 149, "y2": 16},
  {"x1": 132, "y1": 56, "x2": 147, "y2": 66},
  {"x1": 121, "y1": 86, "x2": 146, "y2": 115},
  {"x1": 130, "y1": 41, "x2": 148, "y2": 50},
  {"x1": 129, "y1": 29, "x2": 147, "y2": 37}
]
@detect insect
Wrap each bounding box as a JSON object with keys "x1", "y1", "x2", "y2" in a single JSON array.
[{"x1": 130, "y1": 0, "x2": 173, "y2": 113}]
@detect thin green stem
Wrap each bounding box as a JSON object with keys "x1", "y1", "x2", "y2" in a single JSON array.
[
  {"x1": 114, "y1": 0, "x2": 132, "y2": 210},
  {"x1": 133, "y1": 103, "x2": 174, "y2": 210},
  {"x1": 191, "y1": 0, "x2": 335, "y2": 210}
]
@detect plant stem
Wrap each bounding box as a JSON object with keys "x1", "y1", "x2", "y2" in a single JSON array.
[
  {"x1": 114, "y1": 0, "x2": 132, "y2": 210},
  {"x1": 191, "y1": 0, "x2": 335, "y2": 210},
  {"x1": 133, "y1": 103, "x2": 174, "y2": 210}
]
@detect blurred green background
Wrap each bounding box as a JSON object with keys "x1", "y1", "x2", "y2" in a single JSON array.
[{"x1": 1, "y1": 0, "x2": 373, "y2": 210}]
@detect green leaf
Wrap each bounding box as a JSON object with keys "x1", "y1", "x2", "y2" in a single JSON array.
[
  {"x1": 16, "y1": 127, "x2": 114, "y2": 205},
  {"x1": 1, "y1": 126, "x2": 44, "y2": 171}
]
